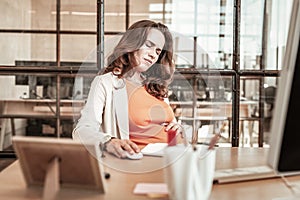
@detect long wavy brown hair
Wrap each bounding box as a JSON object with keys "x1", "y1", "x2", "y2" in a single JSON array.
[{"x1": 102, "y1": 19, "x2": 174, "y2": 100}]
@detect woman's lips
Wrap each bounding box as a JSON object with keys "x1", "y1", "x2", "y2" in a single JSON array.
[{"x1": 144, "y1": 58, "x2": 152, "y2": 65}]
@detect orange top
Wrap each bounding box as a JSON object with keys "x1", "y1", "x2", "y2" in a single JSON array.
[{"x1": 126, "y1": 80, "x2": 175, "y2": 149}]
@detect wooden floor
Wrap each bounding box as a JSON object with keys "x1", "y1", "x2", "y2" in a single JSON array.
[
  {"x1": 0, "y1": 146, "x2": 17, "y2": 172},
  {"x1": 0, "y1": 159, "x2": 16, "y2": 172}
]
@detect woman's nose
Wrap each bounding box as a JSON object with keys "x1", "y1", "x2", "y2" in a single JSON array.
[
  {"x1": 149, "y1": 53, "x2": 155, "y2": 59},
  {"x1": 149, "y1": 49, "x2": 156, "y2": 59}
]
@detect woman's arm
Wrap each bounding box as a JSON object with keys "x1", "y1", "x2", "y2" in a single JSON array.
[
  {"x1": 162, "y1": 97, "x2": 184, "y2": 135},
  {"x1": 72, "y1": 76, "x2": 112, "y2": 145},
  {"x1": 73, "y1": 75, "x2": 140, "y2": 158}
]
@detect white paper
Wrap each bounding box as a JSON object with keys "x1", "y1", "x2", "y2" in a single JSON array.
[
  {"x1": 133, "y1": 183, "x2": 168, "y2": 194},
  {"x1": 141, "y1": 143, "x2": 168, "y2": 157}
]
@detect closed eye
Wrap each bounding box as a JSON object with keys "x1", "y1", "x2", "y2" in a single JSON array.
[{"x1": 145, "y1": 40, "x2": 162, "y2": 55}]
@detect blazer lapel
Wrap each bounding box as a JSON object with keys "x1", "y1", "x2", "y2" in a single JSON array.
[{"x1": 112, "y1": 76, "x2": 129, "y2": 139}]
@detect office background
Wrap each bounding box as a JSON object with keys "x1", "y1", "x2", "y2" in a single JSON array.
[{"x1": 0, "y1": 0, "x2": 293, "y2": 154}]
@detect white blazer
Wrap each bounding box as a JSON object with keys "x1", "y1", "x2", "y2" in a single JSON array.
[{"x1": 72, "y1": 72, "x2": 129, "y2": 146}]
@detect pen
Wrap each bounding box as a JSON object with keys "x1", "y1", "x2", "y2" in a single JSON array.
[{"x1": 197, "y1": 142, "x2": 219, "y2": 147}]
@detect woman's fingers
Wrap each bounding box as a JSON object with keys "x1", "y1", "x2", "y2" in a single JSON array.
[
  {"x1": 105, "y1": 139, "x2": 140, "y2": 158},
  {"x1": 165, "y1": 122, "x2": 182, "y2": 133},
  {"x1": 105, "y1": 140, "x2": 123, "y2": 158},
  {"x1": 164, "y1": 122, "x2": 186, "y2": 140},
  {"x1": 125, "y1": 140, "x2": 140, "y2": 153},
  {"x1": 120, "y1": 140, "x2": 139, "y2": 154}
]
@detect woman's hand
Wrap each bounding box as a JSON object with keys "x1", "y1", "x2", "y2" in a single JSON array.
[
  {"x1": 164, "y1": 122, "x2": 183, "y2": 136},
  {"x1": 105, "y1": 138, "x2": 140, "y2": 158}
]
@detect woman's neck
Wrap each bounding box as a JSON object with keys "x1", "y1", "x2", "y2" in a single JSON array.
[{"x1": 126, "y1": 71, "x2": 145, "y2": 86}]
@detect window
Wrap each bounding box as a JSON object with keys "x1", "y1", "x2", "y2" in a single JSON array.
[{"x1": 0, "y1": 0, "x2": 293, "y2": 153}]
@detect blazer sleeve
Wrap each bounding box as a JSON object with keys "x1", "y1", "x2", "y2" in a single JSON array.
[{"x1": 72, "y1": 76, "x2": 112, "y2": 146}]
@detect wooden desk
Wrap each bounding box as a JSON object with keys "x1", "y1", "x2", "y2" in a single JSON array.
[
  {"x1": 0, "y1": 99, "x2": 84, "y2": 119},
  {"x1": 0, "y1": 99, "x2": 85, "y2": 150},
  {"x1": 1, "y1": 147, "x2": 300, "y2": 199}
]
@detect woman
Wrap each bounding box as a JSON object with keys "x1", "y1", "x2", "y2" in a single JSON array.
[{"x1": 72, "y1": 20, "x2": 181, "y2": 158}]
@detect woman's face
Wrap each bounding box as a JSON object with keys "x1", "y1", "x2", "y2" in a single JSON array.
[{"x1": 133, "y1": 28, "x2": 165, "y2": 73}]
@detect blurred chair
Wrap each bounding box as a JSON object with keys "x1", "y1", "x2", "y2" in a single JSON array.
[
  {"x1": 262, "y1": 86, "x2": 277, "y2": 144},
  {"x1": 247, "y1": 86, "x2": 277, "y2": 146}
]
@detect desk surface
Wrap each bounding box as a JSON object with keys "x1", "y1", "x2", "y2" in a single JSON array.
[{"x1": 1, "y1": 147, "x2": 299, "y2": 200}]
